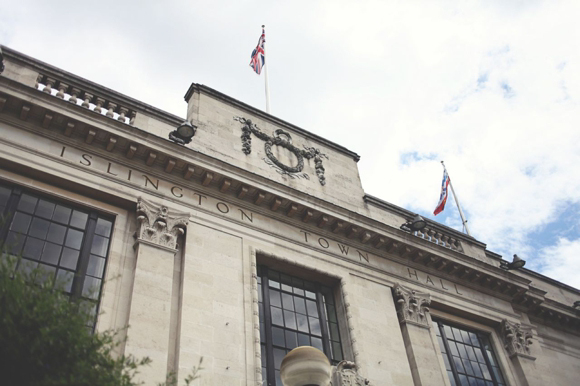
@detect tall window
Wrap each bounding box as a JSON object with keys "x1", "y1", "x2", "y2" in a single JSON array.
[
  {"x1": 257, "y1": 266, "x2": 343, "y2": 386},
  {"x1": 433, "y1": 319, "x2": 507, "y2": 386},
  {"x1": 0, "y1": 182, "x2": 113, "y2": 331}
]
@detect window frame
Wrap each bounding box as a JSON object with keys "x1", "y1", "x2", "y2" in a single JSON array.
[
  {"x1": 0, "y1": 181, "x2": 114, "y2": 330},
  {"x1": 257, "y1": 265, "x2": 344, "y2": 386},
  {"x1": 432, "y1": 318, "x2": 508, "y2": 386}
]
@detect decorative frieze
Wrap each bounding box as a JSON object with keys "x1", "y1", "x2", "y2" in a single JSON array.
[
  {"x1": 393, "y1": 283, "x2": 431, "y2": 328},
  {"x1": 501, "y1": 319, "x2": 534, "y2": 359},
  {"x1": 135, "y1": 198, "x2": 189, "y2": 250},
  {"x1": 332, "y1": 361, "x2": 370, "y2": 386}
]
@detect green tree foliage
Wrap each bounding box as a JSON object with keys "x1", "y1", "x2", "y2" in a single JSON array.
[{"x1": 0, "y1": 256, "x2": 201, "y2": 385}]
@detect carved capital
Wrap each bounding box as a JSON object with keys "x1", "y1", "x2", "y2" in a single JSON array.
[
  {"x1": 501, "y1": 319, "x2": 534, "y2": 359},
  {"x1": 392, "y1": 283, "x2": 431, "y2": 328},
  {"x1": 135, "y1": 198, "x2": 189, "y2": 250},
  {"x1": 332, "y1": 361, "x2": 370, "y2": 386}
]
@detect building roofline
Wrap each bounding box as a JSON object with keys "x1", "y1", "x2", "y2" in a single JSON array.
[{"x1": 184, "y1": 83, "x2": 361, "y2": 162}]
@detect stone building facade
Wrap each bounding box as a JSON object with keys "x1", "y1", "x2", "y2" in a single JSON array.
[{"x1": 0, "y1": 46, "x2": 579, "y2": 386}]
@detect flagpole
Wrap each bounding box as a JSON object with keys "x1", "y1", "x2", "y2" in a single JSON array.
[
  {"x1": 262, "y1": 25, "x2": 271, "y2": 114},
  {"x1": 441, "y1": 161, "x2": 471, "y2": 236}
]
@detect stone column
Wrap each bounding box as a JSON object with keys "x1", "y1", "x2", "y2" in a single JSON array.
[
  {"x1": 500, "y1": 319, "x2": 540, "y2": 386},
  {"x1": 393, "y1": 283, "x2": 447, "y2": 386},
  {"x1": 125, "y1": 198, "x2": 189, "y2": 385}
]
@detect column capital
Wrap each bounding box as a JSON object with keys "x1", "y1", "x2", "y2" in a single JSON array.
[
  {"x1": 501, "y1": 319, "x2": 535, "y2": 359},
  {"x1": 393, "y1": 283, "x2": 431, "y2": 328},
  {"x1": 332, "y1": 361, "x2": 370, "y2": 386},
  {"x1": 135, "y1": 197, "x2": 189, "y2": 250}
]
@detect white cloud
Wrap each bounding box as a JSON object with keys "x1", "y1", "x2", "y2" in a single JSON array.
[{"x1": 534, "y1": 238, "x2": 580, "y2": 289}]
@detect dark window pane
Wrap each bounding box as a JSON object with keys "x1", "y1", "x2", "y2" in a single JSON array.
[
  {"x1": 6, "y1": 231, "x2": 25, "y2": 255},
  {"x1": 297, "y1": 333, "x2": 310, "y2": 346},
  {"x1": 35, "y1": 200, "x2": 55, "y2": 219},
  {"x1": 294, "y1": 297, "x2": 306, "y2": 314},
  {"x1": 258, "y1": 283, "x2": 263, "y2": 303},
  {"x1": 322, "y1": 288, "x2": 334, "y2": 304},
  {"x1": 37, "y1": 263, "x2": 56, "y2": 284},
  {"x1": 448, "y1": 371, "x2": 457, "y2": 386},
  {"x1": 282, "y1": 293, "x2": 294, "y2": 311},
  {"x1": 0, "y1": 186, "x2": 11, "y2": 208},
  {"x1": 53, "y1": 205, "x2": 71, "y2": 224},
  {"x1": 272, "y1": 326, "x2": 285, "y2": 347},
  {"x1": 452, "y1": 327, "x2": 464, "y2": 342},
  {"x1": 326, "y1": 305, "x2": 337, "y2": 323},
  {"x1": 444, "y1": 325, "x2": 454, "y2": 339},
  {"x1": 283, "y1": 310, "x2": 297, "y2": 330},
  {"x1": 65, "y1": 229, "x2": 84, "y2": 249},
  {"x1": 270, "y1": 289, "x2": 282, "y2": 308},
  {"x1": 311, "y1": 337, "x2": 323, "y2": 352},
  {"x1": 70, "y1": 210, "x2": 88, "y2": 229},
  {"x1": 10, "y1": 212, "x2": 32, "y2": 233},
  {"x1": 47, "y1": 223, "x2": 67, "y2": 245},
  {"x1": 329, "y1": 322, "x2": 340, "y2": 341},
  {"x1": 438, "y1": 336, "x2": 447, "y2": 353},
  {"x1": 305, "y1": 290, "x2": 316, "y2": 299},
  {"x1": 306, "y1": 300, "x2": 318, "y2": 317},
  {"x1": 309, "y1": 317, "x2": 321, "y2": 336},
  {"x1": 82, "y1": 276, "x2": 101, "y2": 300},
  {"x1": 271, "y1": 307, "x2": 284, "y2": 327},
  {"x1": 275, "y1": 371, "x2": 282, "y2": 386},
  {"x1": 453, "y1": 356, "x2": 465, "y2": 373},
  {"x1": 90, "y1": 235, "x2": 109, "y2": 257},
  {"x1": 448, "y1": 341, "x2": 459, "y2": 357},
  {"x1": 332, "y1": 341, "x2": 343, "y2": 361},
  {"x1": 29, "y1": 217, "x2": 50, "y2": 239},
  {"x1": 17, "y1": 194, "x2": 37, "y2": 214},
  {"x1": 268, "y1": 270, "x2": 280, "y2": 289},
  {"x1": 480, "y1": 364, "x2": 492, "y2": 380},
  {"x1": 23, "y1": 237, "x2": 44, "y2": 260},
  {"x1": 491, "y1": 366, "x2": 504, "y2": 383},
  {"x1": 462, "y1": 358, "x2": 474, "y2": 376},
  {"x1": 56, "y1": 269, "x2": 74, "y2": 292},
  {"x1": 280, "y1": 274, "x2": 292, "y2": 292},
  {"x1": 285, "y1": 331, "x2": 297, "y2": 350},
  {"x1": 296, "y1": 313, "x2": 309, "y2": 333},
  {"x1": 292, "y1": 278, "x2": 304, "y2": 295},
  {"x1": 273, "y1": 348, "x2": 285, "y2": 370},
  {"x1": 41, "y1": 242, "x2": 62, "y2": 265},
  {"x1": 443, "y1": 353, "x2": 452, "y2": 370},
  {"x1": 60, "y1": 247, "x2": 79, "y2": 270},
  {"x1": 471, "y1": 361, "x2": 483, "y2": 378},
  {"x1": 457, "y1": 343, "x2": 468, "y2": 358},
  {"x1": 458, "y1": 374, "x2": 469, "y2": 386},
  {"x1": 469, "y1": 332, "x2": 480, "y2": 347},
  {"x1": 474, "y1": 347, "x2": 485, "y2": 363},
  {"x1": 18, "y1": 258, "x2": 37, "y2": 274},
  {"x1": 87, "y1": 255, "x2": 106, "y2": 278},
  {"x1": 95, "y1": 218, "x2": 112, "y2": 237}
]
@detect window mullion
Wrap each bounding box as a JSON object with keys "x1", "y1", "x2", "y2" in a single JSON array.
[
  {"x1": 261, "y1": 268, "x2": 276, "y2": 386},
  {"x1": 0, "y1": 187, "x2": 22, "y2": 243},
  {"x1": 438, "y1": 321, "x2": 462, "y2": 386},
  {"x1": 479, "y1": 335, "x2": 500, "y2": 386},
  {"x1": 316, "y1": 287, "x2": 332, "y2": 360},
  {"x1": 70, "y1": 212, "x2": 98, "y2": 301}
]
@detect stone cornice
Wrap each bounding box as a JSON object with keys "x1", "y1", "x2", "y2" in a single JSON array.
[{"x1": 184, "y1": 82, "x2": 361, "y2": 162}]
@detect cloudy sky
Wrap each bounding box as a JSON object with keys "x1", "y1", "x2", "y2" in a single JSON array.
[{"x1": 1, "y1": 0, "x2": 579, "y2": 288}]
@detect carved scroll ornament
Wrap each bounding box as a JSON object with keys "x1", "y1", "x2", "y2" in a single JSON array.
[
  {"x1": 135, "y1": 198, "x2": 189, "y2": 250},
  {"x1": 501, "y1": 319, "x2": 534, "y2": 358},
  {"x1": 234, "y1": 116, "x2": 328, "y2": 185},
  {"x1": 332, "y1": 361, "x2": 370, "y2": 386},
  {"x1": 393, "y1": 283, "x2": 431, "y2": 328}
]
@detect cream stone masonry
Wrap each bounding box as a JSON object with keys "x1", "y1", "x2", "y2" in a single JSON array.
[{"x1": 2, "y1": 46, "x2": 580, "y2": 386}]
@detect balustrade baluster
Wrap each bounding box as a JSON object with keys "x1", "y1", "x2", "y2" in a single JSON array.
[
  {"x1": 129, "y1": 111, "x2": 136, "y2": 125},
  {"x1": 43, "y1": 77, "x2": 56, "y2": 94},
  {"x1": 56, "y1": 82, "x2": 69, "y2": 99},
  {"x1": 69, "y1": 88, "x2": 81, "y2": 104},
  {"x1": 106, "y1": 102, "x2": 117, "y2": 118},
  {"x1": 94, "y1": 97, "x2": 105, "y2": 114},
  {"x1": 82, "y1": 93, "x2": 93, "y2": 108},
  {"x1": 118, "y1": 107, "x2": 128, "y2": 122},
  {"x1": 442, "y1": 235, "x2": 449, "y2": 248}
]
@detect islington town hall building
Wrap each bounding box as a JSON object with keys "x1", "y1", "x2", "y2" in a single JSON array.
[{"x1": 0, "y1": 46, "x2": 579, "y2": 386}]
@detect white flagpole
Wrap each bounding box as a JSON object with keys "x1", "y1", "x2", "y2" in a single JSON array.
[
  {"x1": 262, "y1": 25, "x2": 271, "y2": 114},
  {"x1": 441, "y1": 161, "x2": 471, "y2": 236}
]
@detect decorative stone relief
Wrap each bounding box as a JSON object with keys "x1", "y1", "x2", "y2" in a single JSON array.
[
  {"x1": 393, "y1": 283, "x2": 431, "y2": 328},
  {"x1": 501, "y1": 319, "x2": 534, "y2": 358},
  {"x1": 234, "y1": 116, "x2": 329, "y2": 185},
  {"x1": 332, "y1": 361, "x2": 370, "y2": 386},
  {"x1": 135, "y1": 197, "x2": 189, "y2": 250}
]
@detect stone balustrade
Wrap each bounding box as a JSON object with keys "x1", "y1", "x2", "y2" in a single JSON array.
[
  {"x1": 413, "y1": 225, "x2": 463, "y2": 252},
  {"x1": 35, "y1": 74, "x2": 136, "y2": 125}
]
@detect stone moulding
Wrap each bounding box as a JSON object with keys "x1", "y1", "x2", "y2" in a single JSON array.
[
  {"x1": 234, "y1": 116, "x2": 329, "y2": 185},
  {"x1": 501, "y1": 319, "x2": 535, "y2": 359},
  {"x1": 135, "y1": 197, "x2": 189, "y2": 250},
  {"x1": 393, "y1": 283, "x2": 432, "y2": 328},
  {"x1": 332, "y1": 360, "x2": 370, "y2": 386}
]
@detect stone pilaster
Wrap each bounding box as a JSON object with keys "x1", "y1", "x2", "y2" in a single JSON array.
[
  {"x1": 124, "y1": 198, "x2": 189, "y2": 385},
  {"x1": 392, "y1": 284, "x2": 447, "y2": 386},
  {"x1": 501, "y1": 319, "x2": 541, "y2": 386},
  {"x1": 332, "y1": 361, "x2": 370, "y2": 385}
]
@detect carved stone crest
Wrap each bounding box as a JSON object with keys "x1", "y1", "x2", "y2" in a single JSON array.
[
  {"x1": 135, "y1": 198, "x2": 189, "y2": 250},
  {"x1": 332, "y1": 361, "x2": 370, "y2": 386},
  {"x1": 501, "y1": 319, "x2": 534, "y2": 358},
  {"x1": 393, "y1": 283, "x2": 431, "y2": 328},
  {"x1": 234, "y1": 116, "x2": 328, "y2": 185}
]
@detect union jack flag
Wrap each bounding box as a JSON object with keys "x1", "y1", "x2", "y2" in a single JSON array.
[
  {"x1": 433, "y1": 169, "x2": 450, "y2": 215},
  {"x1": 250, "y1": 28, "x2": 266, "y2": 75}
]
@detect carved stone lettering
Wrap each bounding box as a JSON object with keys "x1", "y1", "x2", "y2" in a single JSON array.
[
  {"x1": 501, "y1": 319, "x2": 534, "y2": 358},
  {"x1": 332, "y1": 361, "x2": 370, "y2": 386},
  {"x1": 234, "y1": 116, "x2": 328, "y2": 185},
  {"x1": 135, "y1": 197, "x2": 189, "y2": 250},
  {"x1": 393, "y1": 283, "x2": 431, "y2": 328}
]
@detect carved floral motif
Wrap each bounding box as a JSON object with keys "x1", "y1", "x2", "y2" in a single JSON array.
[
  {"x1": 234, "y1": 116, "x2": 328, "y2": 185},
  {"x1": 135, "y1": 197, "x2": 189, "y2": 250},
  {"x1": 332, "y1": 361, "x2": 370, "y2": 386},
  {"x1": 501, "y1": 319, "x2": 534, "y2": 358},
  {"x1": 393, "y1": 283, "x2": 431, "y2": 327}
]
